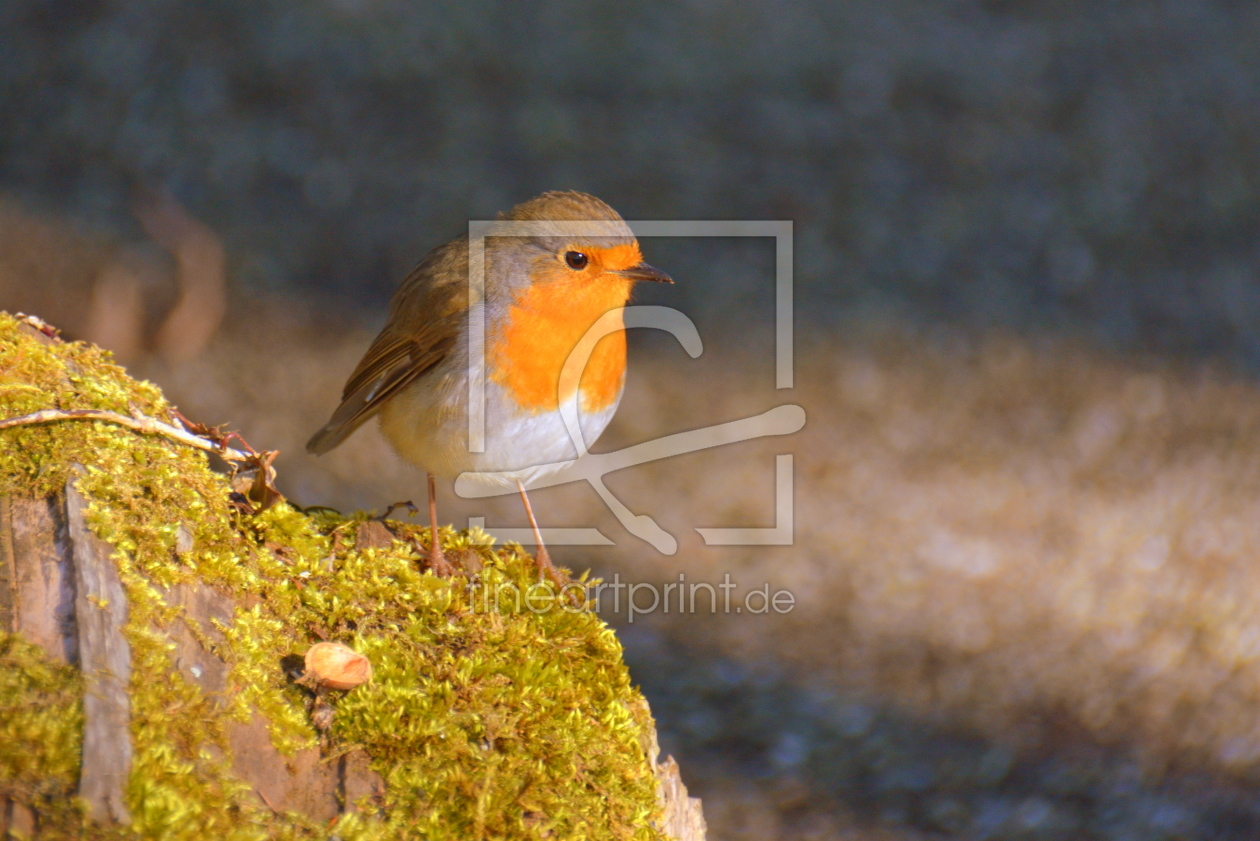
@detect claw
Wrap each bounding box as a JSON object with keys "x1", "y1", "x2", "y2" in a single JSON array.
[{"x1": 420, "y1": 533, "x2": 454, "y2": 578}]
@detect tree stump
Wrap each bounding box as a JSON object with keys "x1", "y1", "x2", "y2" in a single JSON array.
[{"x1": 0, "y1": 312, "x2": 705, "y2": 840}]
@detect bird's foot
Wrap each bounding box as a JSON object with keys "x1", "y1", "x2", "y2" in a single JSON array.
[
  {"x1": 533, "y1": 545, "x2": 584, "y2": 605},
  {"x1": 420, "y1": 532, "x2": 455, "y2": 578}
]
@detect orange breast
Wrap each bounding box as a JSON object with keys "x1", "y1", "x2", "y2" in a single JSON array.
[{"x1": 488, "y1": 272, "x2": 633, "y2": 414}]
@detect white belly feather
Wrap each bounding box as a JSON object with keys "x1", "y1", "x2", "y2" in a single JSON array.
[{"x1": 377, "y1": 363, "x2": 622, "y2": 488}]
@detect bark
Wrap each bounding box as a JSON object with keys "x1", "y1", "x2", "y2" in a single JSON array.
[{"x1": 66, "y1": 474, "x2": 132, "y2": 823}]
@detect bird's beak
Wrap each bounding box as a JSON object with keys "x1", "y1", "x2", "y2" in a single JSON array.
[{"x1": 616, "y1": 262, "x2": 673, "y2": 283}]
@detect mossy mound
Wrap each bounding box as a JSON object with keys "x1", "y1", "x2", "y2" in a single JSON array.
[{"x1": 0, "y1": 312, "x2": 664, "y2": 840}]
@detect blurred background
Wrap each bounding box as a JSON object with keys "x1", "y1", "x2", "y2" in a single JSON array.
[{"x1": 4, "y1": 1, "x2": 1260, "y2": 838}]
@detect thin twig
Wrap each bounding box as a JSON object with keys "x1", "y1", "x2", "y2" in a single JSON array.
[
  {"x1": 0, "y1": 409, "x2": 251, "y2": 463},
  {"x1": 378, "y1": 500, "x2": 418, "y2": 521},
  {"x1": 254, "y1": 788, "x2": 280, "y2": 816}
]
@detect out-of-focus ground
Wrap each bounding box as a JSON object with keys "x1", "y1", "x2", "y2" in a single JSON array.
[{"x1": 9, "y1": 203, "x2": 1260, "y2": 839}]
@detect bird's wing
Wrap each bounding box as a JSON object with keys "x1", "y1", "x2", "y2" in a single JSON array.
[{"x1": 306, "y1": 240, "x2": 468, "y2": 455}]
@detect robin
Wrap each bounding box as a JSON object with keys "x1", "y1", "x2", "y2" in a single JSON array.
[{"x1": 307, "y1": 191, "x2": 672, "y2": 581}]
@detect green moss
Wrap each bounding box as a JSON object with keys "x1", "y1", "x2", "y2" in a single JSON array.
[
  {"x1": 0, "y1": 633, "x2": 96, "y2": 838},
  {"x1": 0, "y1": 313, "x2": 664, "y2": 840}
]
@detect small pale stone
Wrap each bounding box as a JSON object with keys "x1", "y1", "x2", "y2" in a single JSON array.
[{"x1": 304, "y1": 642, "x2": 372, "y2": 690}]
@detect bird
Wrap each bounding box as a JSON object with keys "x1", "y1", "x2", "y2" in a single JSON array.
[{"x1": 306, "y1": 191, "x2": 672, "y2": 581}]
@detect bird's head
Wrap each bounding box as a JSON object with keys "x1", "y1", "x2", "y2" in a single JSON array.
[{"x1": 493, "y1": 191, "x2": 672, "y2": 294}]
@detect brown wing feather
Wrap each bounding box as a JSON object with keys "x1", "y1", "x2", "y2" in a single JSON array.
[{"x1": 306, "y1": 238, "x2": 469, "y2": 455}]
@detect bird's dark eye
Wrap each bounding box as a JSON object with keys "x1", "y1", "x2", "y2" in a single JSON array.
[{"x1": 564, "y1": 251, "x2": 589, "y2": 270}]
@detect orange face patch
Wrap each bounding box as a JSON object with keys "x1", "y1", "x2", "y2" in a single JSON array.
[
  {"x1": 587, "y1": 243, "x2": 642, "y2": 273},
  {"x1": 488, "y1": 244, "x2": 640, "y2": 414}
]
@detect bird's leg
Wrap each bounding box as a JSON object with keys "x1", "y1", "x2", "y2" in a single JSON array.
[
  {"x1": 424, "y1": 472, "x2": 454, "y2": 577},
  {"x1": 516, "y1": 479, "x2": 565, "y2": 586}
]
